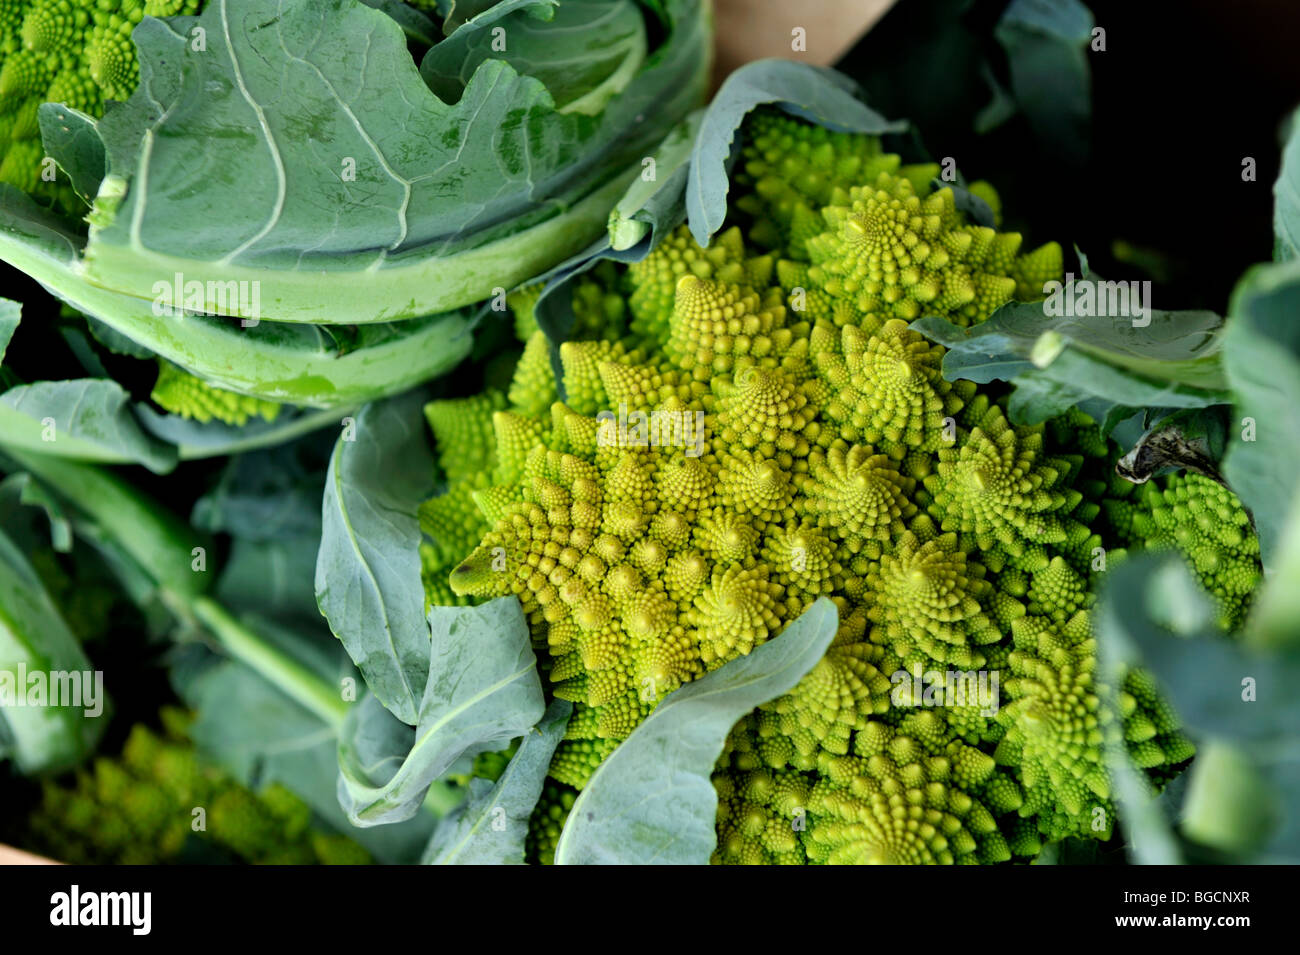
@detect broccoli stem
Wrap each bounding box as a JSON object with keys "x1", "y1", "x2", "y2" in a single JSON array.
[
  {"x1": 0, "y1": 445, "x2": 205, "y2": 598},
  {"x1": 188, "y1": 596, "x2": 349, "y2": 727},
  {"x1": 0, "y1": 443, "x2": 462, "y2": 815}
]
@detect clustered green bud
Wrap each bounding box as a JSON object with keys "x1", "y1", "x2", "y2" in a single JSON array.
[
  {"x1": 27, "y1": 707, "x2": 370, "y2": 865},
  {"x1": 0, "y1": 1, "x2": 202, "y2": 209}
]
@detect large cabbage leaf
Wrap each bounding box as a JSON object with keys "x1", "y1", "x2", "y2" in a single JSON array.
[{"x1": 63, "y1": 0, "x2": 709, "y2": 324}]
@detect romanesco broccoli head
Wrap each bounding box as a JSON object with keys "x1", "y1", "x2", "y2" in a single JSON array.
[{"x1": 417, "y1": 108, "x2": 1243, "y2": 865}]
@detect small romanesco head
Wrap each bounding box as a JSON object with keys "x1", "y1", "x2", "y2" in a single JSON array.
[
  {"x1": 27, "y1": 708, "x2": 369, "y2": 864},
  {"x1": 1131, "y1": 472, "x2": 1261, "y2": 630},
  {"x1": 151, "y1": 360, "x2": 282, "y2": 426}
]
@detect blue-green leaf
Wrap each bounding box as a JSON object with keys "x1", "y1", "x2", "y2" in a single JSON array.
[
  {"x1": 0, "y1": 447, "x2": 209, "y2": 602},
  {"x1": 197, "y1": 440, "x2": 332, "y2": 623},
  {"x1": 216, "y1": 538, "x2": 321, "y2": 624},
  {"x1": 0, "y1": 298, "x2": 17, "y2": 362},
  {"x1": 439, "y1": 0, "x2": 556, "y2": 37},
  {"x1": 317, "y1": 392, "x2": 433, "y2": 724},
  {"x1": 1095, "y1": 552, "x2": 1295, "y2": 742},
  {"x1": 193, "y1": 438, "x2": 332, "y2": 541},
  {"x1": 1, "y1": 472, "x2": 74, "y2": 553},
  {"x1": 0, "y1": 378, "x2": 177, "y2": 473},
  {"x1": 554, "y1": 598, "x2": 839, "y2": 865},
  {"x1": 1244, "y1": 493, "x2": 1300, "y2": 652},
  {"x1": 78, "y1": 0, "x2": 708, "y2": 323},
  {"x1": 1097, "y1": 550, "x2": 1300, "y2": 862},
  {"x1": 532, "y1": 111, "x2": 701, "y2": 349},
  {"x1": 38, "y1": 104, "x2": 106, "y2": 205},
  {"x1": 917, "y1": 298, "x2": 1226, "y2": 382},
  {"x1": 995, "y1": 0, "x2": 1093, "y2": 160},
  {"x1": 1005, "y1": 374, "x2": 1091, "y2": 424},
  {"x1": 83, "y1": 315, "x2": 153, "y2": 359},
  {"x1": 1221, "y1": 259, "x2": 1300, "y2": 569},
  {"x1": 1093, "y1": 552, "x2": 1200, "y2": 864},
  {"x1": 606, "y1": 110, "x2": 702, "y2": 254},
  {"x1": 914, "y1": 291, "x2": 1231, "y2": 425},
  {"x1": 1123, "y1": 631, "x2": 1300, "y2": 744},
  {"x1": 422, "y1": 2, "x2": 640, "y2": 115},
  {"x1": 944, "y1": 180, "x2": 997, "y2": 228},
  {"x1": 137, "y1": 405, "x2": 350, "y2": 462},
  {"x1": 0, "y1": 186, "x2": 476, "y2": 407},
  {"x1": 178, "y1": 636, "x2": 436, "y2": 864},
  {"x1": 422, "y1": 698, "x2": 571, "y2": 864},
  {"x1": 1274, "y1": 106, "x2": 1300, "y2": 261},
  {"x1": 336, "y1": 598, "x2": 545, "y2": 826},
  {"x1": 360, "y1": 0, "x2": 440, "y2": 45}
]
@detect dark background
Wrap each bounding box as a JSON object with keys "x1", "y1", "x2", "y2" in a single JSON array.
[{"x1": 839, "y1": 0, "x2": 1300, "y2": 311}]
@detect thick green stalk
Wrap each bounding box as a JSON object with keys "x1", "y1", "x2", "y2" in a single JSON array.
[
  {"x1": 82, "y1": 172, "x2": 634, "y2": 325},
  {"x1": 0, "y1": 528, "x2": 106, "y2": 772},
  {"x1": 0, "y1": 198, "x2": 473, "y2": 407},
  {"x1": 188, "y1": 596, "x2": 348, "y2": 728},
  {"x1": 1, "y1": 445, "x2": 204, "y2": 598}
]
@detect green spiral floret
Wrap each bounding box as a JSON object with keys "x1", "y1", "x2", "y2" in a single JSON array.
[
  {"x1": 713, "y1": 764, "x2": 812, "y2": 864},
  {"x1": 760, "y1": 603, "x2": 894, "y2": 762},
  {"x1": 806, "y1": 176, "x2": 1033, "y2": 327},
  {"x1": 806, "y1": 715, "x2": 1015, "y2": 864},
  {"x1": 925, "y1": 403, "x2": 1083, "y2": 571},
  {"x1": 814, "y1": 318, "x2": 973, "y2": 455},
  {"x1": 866, "y1": 531, "x2": 1003, "y2": 669},
  {"x1": 994, "y1": 611, "x2": 1194, "y2": 843},
  {"x1": 626, "y1": 225, "x2": 773, "y2": 343},
  {"x1": 666, "y1": 276, "x2": 793, "y2": 382},
  {"x1": 714, "y1": 364, "x2": 817, "y2": 458},
  {"x1": 734, "y1": 109, "x2": 935, "y2": 260},
  {"x1": 506, "y1": 331, "x2": 558, "y2": 417},
  {"x1": 424, "y1": 390, "x2": 505, "y2": 483},
  {"x1": 802, "y1": 445, "x2": 916, "y2": 558}
]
